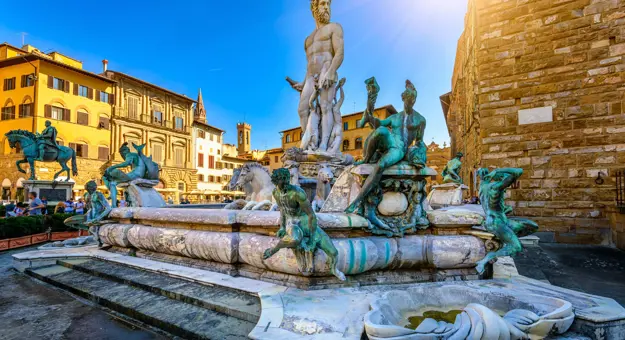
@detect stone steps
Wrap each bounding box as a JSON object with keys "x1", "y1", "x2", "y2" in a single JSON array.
[{"x1": 26, "y1": 260, "x2": 259, "y2": 340}]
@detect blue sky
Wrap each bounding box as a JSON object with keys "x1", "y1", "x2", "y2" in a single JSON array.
[{"x1": 0, "y1": 0, "x2": 466, "y2": 149}]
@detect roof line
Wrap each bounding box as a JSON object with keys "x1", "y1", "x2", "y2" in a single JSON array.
[{"x1": 104, "y1": 70, "x2": 195, "y2": 103}]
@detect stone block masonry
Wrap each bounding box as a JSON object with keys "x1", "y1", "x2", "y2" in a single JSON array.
[{"x1": 443, "y1": 0, "x2": 625, "y2": 244}]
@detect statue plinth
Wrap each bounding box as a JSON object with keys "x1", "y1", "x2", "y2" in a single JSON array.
[
  {"x1": 322, "y1": 163, "x2": 437, "y2": 237},
  {"x1": 119, "y1": 179, "x2": 165, "y2": 208},
  {"x1": 427, "y1": 183, "x2": 469, "y2": 208},
  {"x1": 23, "y1": 180, "x2": 74, "y2": 204}
]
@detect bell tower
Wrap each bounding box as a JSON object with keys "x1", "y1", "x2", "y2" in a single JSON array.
[{"x1": 237, "y1": 122, "x2": 251, "y2": 155}]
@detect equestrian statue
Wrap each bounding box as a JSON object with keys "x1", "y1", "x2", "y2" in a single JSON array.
[{"x1": 5, "y1": 120, "x2": 77, "y2": 181}]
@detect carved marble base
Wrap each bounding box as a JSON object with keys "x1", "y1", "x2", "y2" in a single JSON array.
[
  {"x1": 427, "y1": 182, "x2": 469, "y2": 208},
  {"x1": 118, "y1": 179, "x2": 165, "y2": 208},
  {"x1": 322, "y1": 163, "x2": 438, "y2": 237}
]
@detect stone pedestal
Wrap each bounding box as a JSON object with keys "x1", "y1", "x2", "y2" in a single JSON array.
[
  {"x1": 119, "y1": 179, "x2": 165, "y2": 208},
  {"x1": 22, "y1": 180, "x2": 74, "y2": 204},
  {"x1": 427, "y1": 182, "x2": 468, "y2": 208}
]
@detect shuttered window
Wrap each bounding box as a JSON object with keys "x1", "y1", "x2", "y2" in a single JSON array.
[
  {"x1": 127, "y1": 96, "x2": 139, "y2": 119},
  {"x1": 208, "y1": 155, "x2": 215, "y2": 169},
  {"x1": 19, "y1": 103, "x2": 34, "y2": 118},
  {"x1": 50, "y1": 77, "x2": 69, "y2": 92},
  {"x1": 198, "y1": 174, "x2": 204, "y2": 182},
  {"x1": 69, "y1": 143, "x2": 88, "y2": 158},
  {"x1": 98, "y1": 146, "x2": 109, "y2": 160},
  {"x1": 77, "y1": 111, "x2": 89, "y2": 125},
  {"x1": 46, "y1": 105, "x2": 70, "y2": 121},
  {"x1": 1, "y1": 106, "x2": 16, "y2": 120},
  {"x1": 76, "y1": 85, "x2": 89, "y2": 98},
  {"x1": 198, "y1": 130, "x2": 205, "y2": 139},
  {"x1": 198, "y1": 153, "x2": 204, "y2": 167},
  {"x1": 98, "y1": 116, "x2": 110, "y2": 129},
  {"x1": 3, "y1": 77, "x2": 16, "y2": 91},
  {"x1": 151, "y1": 143, "x2": 163, "y2": 164},
  {"x1": 174, "y1": 147, "x2": 184, "y2": 166},
  {"x1": 174, "y1": 117, "x2": 184, "y2": 130},
  {"x1": 20, "y1": 74, "x2": 34, "y2": 88}
]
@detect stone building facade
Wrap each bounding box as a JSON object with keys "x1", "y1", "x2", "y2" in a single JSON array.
[
  {"x1": 103, "y1": 68, "x2": 197, "y2": 197},
  {"x1": 443, "y1": 0, "x2": 625, "y2": 244}
]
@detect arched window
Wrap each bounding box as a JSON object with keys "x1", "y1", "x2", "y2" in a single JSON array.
[
  {"x1": 355, "y1": 137, "x2": 363, "y2": 149},
  {"x1": 342, "y1": 140, "x2": 350, "y2": 151},
  {"x1": 246, "y1": 131, "x2": 249, "y2": 144},
  {"x1": 77, "y1": 109, "x2": 89, "y2": 126},
  {"x1": 239, "y1": 131, "x2": 243, "y2": 144}
]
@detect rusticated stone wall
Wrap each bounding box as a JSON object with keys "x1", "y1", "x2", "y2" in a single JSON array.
[{"x1": 445, "y1": 0, "x2": 625, "y2": 244}]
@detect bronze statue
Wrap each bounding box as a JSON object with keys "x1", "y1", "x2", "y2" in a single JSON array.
[
  {"x1": 346, "y1": 78, "x2": 426, "y2": 213},
  {"x1": 103, "y1": 142, "x2": 159, "y2": 208},
  {"x1": 263, "y1": 168, "x2": 345, "y2": 281},
  {"x1": 475, "y1": 168, "x2": 538, "y2": 274},
  {"x1": 442, "y1": 152, "x2": 464, "y2": 184}
]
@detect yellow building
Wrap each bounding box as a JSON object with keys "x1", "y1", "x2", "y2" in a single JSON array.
[
  {"x1": 0, "y1": 43, "x2": 114, "y2": 201},
  {"x1": 102, "y1": 67, "x2": 197, "y2": 200},
  {"x1": 280, "y1": 105, "x2": 397, "y2": 160}
]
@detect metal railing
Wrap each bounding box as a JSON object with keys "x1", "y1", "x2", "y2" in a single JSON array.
[{"x1": 617, "y1": 170, "x2": 625, "y2": 214}]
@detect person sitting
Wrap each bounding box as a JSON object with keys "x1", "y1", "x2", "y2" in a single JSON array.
[
  {"x1": 4, "y1": 201, "x2": 15, "y2": 217},
  {"x1": 8, "y1": 203, "x2": 26, "y2": 217}
]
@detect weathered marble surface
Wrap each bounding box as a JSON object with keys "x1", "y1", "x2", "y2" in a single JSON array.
[
  {"x1": 118, "y1": 178, "x2": 166, "y2": 208},
  {"x1": 378, "y1": 192, "x2": 408, "y2": 216},
  {"x1": 365, "y1": 286, "x2": 574, "y2": 339},
  {"x1": 98, "y1": 224, "x2": 485, "y2": 277},
  {"x1": 426, "y1": 209, "x2": 484, "y2": 228},
  {"x1": 427, "y1": 182, "x2": 468, "y2": 207}
]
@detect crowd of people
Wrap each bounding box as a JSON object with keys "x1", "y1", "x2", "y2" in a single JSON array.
[{"x1": 3, "y1": 193, "x2": 87, "y2": 218}]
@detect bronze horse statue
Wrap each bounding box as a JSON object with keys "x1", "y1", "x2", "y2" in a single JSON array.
[{"x1": 5, "y1": 129, "x2": 77, "y2": 181}]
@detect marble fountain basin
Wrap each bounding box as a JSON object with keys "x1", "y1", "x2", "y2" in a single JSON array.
[
  {"x1": 96, "y1": 207, "x2": 490, "y2": 289},
  {"x1": 364, "y1": 285, "x2": 574, "y2": 339}
]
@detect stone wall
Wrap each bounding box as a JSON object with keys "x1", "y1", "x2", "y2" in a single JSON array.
[{"x1": 445, "y1": 0, "x2": 625, "y2": 244}]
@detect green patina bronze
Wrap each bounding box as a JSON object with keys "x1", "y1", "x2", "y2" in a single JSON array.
[
  {"x1": 263, "y1": 168, "x2": 346, "y2": 281},
  {"x1": 64, "y1": 180, "x2": 111, "y2": 246},
  {"x1": 5, "y1": 121, "x2": 78, "y2": 181},
  {"x1": 475, "y1": 168, "x2": 538, "y2": 274},
  {"x1": 346, "y1": 77, "x2": 426, "y2": 214},
  {"x1": 103, "y1": 142, "x2": 160, "y2": 208},
  {"x1": 442, "y1": 152, "x2": 464, "y2": 185}
]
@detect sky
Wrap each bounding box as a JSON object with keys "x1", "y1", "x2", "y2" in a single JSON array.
[{"x1": 0, "y1": 0, "x2": 467, "y2": 150}]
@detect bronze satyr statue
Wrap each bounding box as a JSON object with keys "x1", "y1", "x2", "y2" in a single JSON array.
[{"x1": 263, "y1": 168, "x2": 345, "y2": 281}]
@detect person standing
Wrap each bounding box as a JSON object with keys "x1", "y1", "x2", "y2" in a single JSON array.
[
  {"x1": 75, "y1": 198, "x2": 85, "y2": 214},
  {"x1": 64, "y1": 198, "x2": 74, "y2": 214},
  {"x1": 27, "y1": 192, "x2": 45, "y2": 216},
  {"x1": 41, "y1": 196, "x2": 48, "y2": 215}
]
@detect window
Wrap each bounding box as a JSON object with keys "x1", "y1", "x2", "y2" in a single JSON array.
[
  {"x1": 210, "y1": 133, "x2": 214, "y2": 141},
  {"x1": 50, "y1": 77, "x2": 69, "y2": 92},
  {"x1": 208, "y1": 155, "x2": 215, "y2": 169},
  {"x1": 198, "y1": 174, "x2": 205, "y2": 182},
  {"x1": 98, "y1": 146, "x2": 109, "y2": 160},
  {"x1": 177, "y1": 182, "x2": 185, "y2": 192},
  {"x1": 3, "y1": 77, "x2": 16, "y2": 91},
  {"x1": 246, "y1": 132, "x2": 249, "y2": 144},
  {"x1": 51, "y1": 106, "x2": 68, "y2": 121},
  {"x1": 100, "y1": 92, "x2": 109, "y2": 103},
  {"x1": 355, "y1": 137, "x2": 363, "y2": 149},
  {"x1": 78, "y1": 85, "x2": 89, "y2": 98},
  {"x1": 208, "y1": 175, "x2": 215, "y2": 183},
  {"x1": 343, "y1": 122, "x2": 349, "y2": 131},
  {"x1": 217, "y1": 176, "x2": 222, "y2": 183},
  {"x1": 1, "y1": 106, "x2": 15, "y2": 120},
  {"x1": 239, "y1": 131, "x2": 243, "y2": 144},
  {"x1": 98, "y1": 116, "x2": 110, "y2": 129},
  {"x1": 174, "y1": 147, "x2": 184, "y2": 166},
  {"x1": 274, "y1": 156, "x2": 278, "y2": 162},
  {"x1": 127, "y1": 96, "x2": 139, "y2": 119},
  {"x1": 70, "y1": 143, "x2": 89, "y2": 158},
  {"x1": 175, "y1": 117, "x2": 184, "y2": 130},
  {"x1": 20, "y1": 74, "x2": 34, "y2": 88},
  {"x1": 286, "y1": 134, "x2": 291, "y2": 143},
  {"x1": 153, "y1": 111, "x2": 163, "y2": 125},
  {"x1": 151, "y1": 143, "x2": 163, "y2": 164},
  {"x1": 198, "y1": 130, "x2": 205, "y2": 139},
  {"x1": 198, "y1": 153, "x2": 204, "y2": 167},
  {"x1": 217, "y1": 149, "x2": 220, "y2": 155},
  {"x1": 342, "y1": 140, "x2": 349, "y2": 151},
  {"x1": 216, "y1": 162, "x2": 223, "y2": 170},
  {"x1": 77, "y1": 110, "x2": 89, "y2": 126},
  {"x1": 19, "y1": 103, "x2": 34, "y2": 118}
]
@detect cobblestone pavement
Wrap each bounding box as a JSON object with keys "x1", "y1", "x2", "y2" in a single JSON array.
[
  {"x1": 0, "y1": 245, "x2": 171, "y2": 340},
  {"x1": 514, "y1": 243, "x2": 625, "y2": 306}
]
